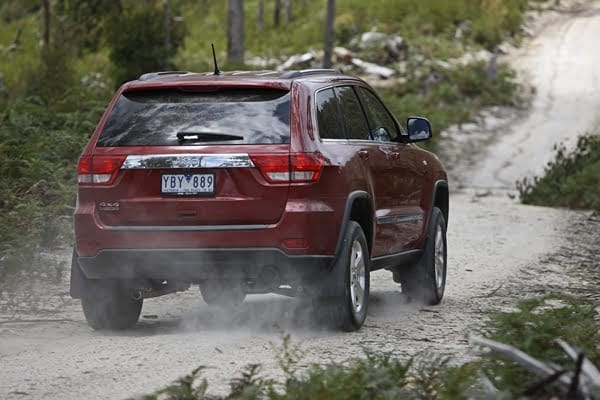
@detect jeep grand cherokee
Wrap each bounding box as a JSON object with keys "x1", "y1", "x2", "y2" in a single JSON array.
[{"x1": 71, "y1": 69, "x2": 449, "y2": 331}]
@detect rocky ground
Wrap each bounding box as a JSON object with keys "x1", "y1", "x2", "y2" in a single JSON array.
[{"x1": 1, "y1": 1, "x2": 599, "y2": 399}]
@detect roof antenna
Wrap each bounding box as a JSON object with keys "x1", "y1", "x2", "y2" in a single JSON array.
[{"x1": 211, "y1": 43, "x2": 221, "y2": 76}]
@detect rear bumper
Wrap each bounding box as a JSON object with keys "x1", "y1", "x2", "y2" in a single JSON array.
[
  {"x1": 77, "y1": 248, "x2": 334, "y2": 281},
  {"x1": 74, "y1": 198, "x2": 344, "y2": 257}
]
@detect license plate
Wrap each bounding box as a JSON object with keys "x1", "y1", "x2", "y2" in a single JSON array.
[{"x1": 161, "y1": 174, "x2": 215, "y2": 195}]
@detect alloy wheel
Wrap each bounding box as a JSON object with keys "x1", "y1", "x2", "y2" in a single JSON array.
[
  {"x1": 349, "y1": 239, "x2": 366, "y2": 315},
  {"x1": 434, "y1": 224, "x2": 445, "y2": 290}
]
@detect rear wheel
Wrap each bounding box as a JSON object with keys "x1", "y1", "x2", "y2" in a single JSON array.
[
  {"x1": 199, "y1": 280, "x2": 246, "y2": 307},
  {"x1": 401, "y1": 207, "x2": 447, "y2": 305},
  {"x1": 315, "y1": 221, "x2": 370, "y2": 331},
  {"x1": 81, "y1": 281, "x2": 143, "y2": 330}
]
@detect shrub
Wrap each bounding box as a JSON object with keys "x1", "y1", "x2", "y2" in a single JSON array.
[
  {"x1": 141, "y1": 296, "x2": 599, "y2": 399},
  {"x1": 0, "y1": 87, "x2": 109, "y2": 282},
  {"x1": 517, "y1": 134, "x2": 600, "y2": 213},
  {"x1": 480, "y1": 295, "x2": 600, "y2": 395},
  {"x1": 104, "y1": 4, "x2": 186, "y2": 86},
  {"x1": 378, "y1": 62, "x2": 518, "y2": 144},
  {"x1": 141, "y1": 350, "x2": 479, "y2": 400},
  {"x1": 0, "y1": 0, "x2": 39, "y2": 23},
  {"x1": 55, "y1": 0, "x2": 122, "y2": 54}
]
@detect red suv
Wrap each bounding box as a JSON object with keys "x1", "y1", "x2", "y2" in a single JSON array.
[{"x1": 71, "y1": 69, "x2": 449, "y2": 331}]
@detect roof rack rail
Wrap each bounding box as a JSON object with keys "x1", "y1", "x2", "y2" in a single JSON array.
[
  {"x1": 281, "y1": 69, "x2": 342, "y2": 79},
  {"x1": 138, "y1": 71, "x2": 191, "y2": 81}
]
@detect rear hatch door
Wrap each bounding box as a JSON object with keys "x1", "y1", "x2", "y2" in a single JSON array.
[{"x1": 90, "y1": 87, "x2": 291, "y2": 227}]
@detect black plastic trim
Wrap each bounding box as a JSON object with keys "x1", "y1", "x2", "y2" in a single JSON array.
[
  {"x1": 77, "y1": 248, "x2": 334, "y2": 281},
  {"x1": 371, "y1": 249, "x2": 422, "y2": 271},
  {"x1": 333, "y1": 191, "x2": 373, "y2": 258},
  {"x1": 431, "y1": 180, "x2": 449, "y2": 224}
]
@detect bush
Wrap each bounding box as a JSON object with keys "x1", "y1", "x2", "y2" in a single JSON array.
[
  {"x1": 55, "y1": 0, "x2": 122, "y2": 54},
  {"x1": 378, "y1": 62, "x2": 518, "y2": 143},
  {"x1": 142, "y1": 346, "x2": 477, "y2": 400},
  {"x1": 480, "y1": 295, "x2": 600, "y2": 395},
  {"x1": 104, "y1": 4, "x2": 186, "y2": 85},
  {"x1": 142, "y1": 296, "x2": 599, "y2": 399},
  {"x1": 0, "y1": 87, "x2": 109, "y2": 282},
  {"x1": 22, "y1": 47, "x2": 78, "y2": 100},
  {"x1": 342, "y1": 0, "x2": 528, "y2": 49},
  {"x1": 0, "y1": 0, "x2": 39, "y2": 23},
  {"x1": 517, "y1": 134, "x2": 600, "y2": 213}
]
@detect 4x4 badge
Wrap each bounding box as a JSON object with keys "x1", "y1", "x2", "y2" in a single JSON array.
[{"x1": 98, "y1": 202, "x2": 120, "y2": 211}]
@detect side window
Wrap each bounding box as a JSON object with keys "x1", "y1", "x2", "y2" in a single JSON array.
[
  {"x1": 334, "y1": 86, "x2": 370, "y2": 140},
  {"x1": 315, "y1": 88, "x2": 345, "y2": 140},
  {"x1": 357, "y1": 87, "x2": 399, "y2": 142}
]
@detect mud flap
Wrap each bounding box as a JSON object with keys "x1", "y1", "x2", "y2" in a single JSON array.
[
  {"x1": 69, "y1": 248, "x2": 87, "y2": 299},
  {"x1": 302, "y1": 247, "x2": 346, "y2": 299}
]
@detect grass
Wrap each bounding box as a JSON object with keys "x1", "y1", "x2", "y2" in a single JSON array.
[
  {"x1": 0, "y1": 13, "x2": 39, "y2": 94},
  {"x1": 1, "y1": 0, "x2": 535, "y2": 79},
  {"x1": 517, "y1": 134, "x2": 600, "y2": 213},
  {"x1": 176, "y1": 0, "x2": 533, "y2": 70},
  {"x1": 378, "y1": 61, "x2": 519, "y2": 140},
  {"x1": 137, "y1": 295, "x2": 599, "y2": 399}
]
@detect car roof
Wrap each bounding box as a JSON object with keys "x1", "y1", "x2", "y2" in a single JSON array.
[{"x1": 122, "y1": 69, "x2": 365, "y2": 91}]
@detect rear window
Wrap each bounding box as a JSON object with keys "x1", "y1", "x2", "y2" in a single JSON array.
[{"x1": 97, "y1": 89, "x2": 291, "y2": 146}]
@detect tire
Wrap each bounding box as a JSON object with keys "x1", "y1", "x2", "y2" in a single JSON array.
[
  {"x1": 315, "y1": 221, "x2": 370, "y2": 331},
  {"x1": 199, "y1": 280, "x2": 246, "y2": 307},
  {"x1": 81, "y1": 281, "x2": 143, "y2": 330},
  {"x1": 401, "y1": 207, "x2": 447, "y2": 305}
]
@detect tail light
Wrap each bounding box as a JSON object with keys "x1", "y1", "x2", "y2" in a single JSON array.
[
  {"x1": 250, "y1": 153, "x2": 324, "y2": 184},
  {"x1": 290, "y1": 154, "x2": 324, "y2": 182},
  {"x1": 77, "y1": 155, "x2": 126, "y2": 185}
]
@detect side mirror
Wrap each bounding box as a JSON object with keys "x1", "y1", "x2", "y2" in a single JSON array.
[{"x1": 407, "y1": 117, "x2": 432, "y2": 142}]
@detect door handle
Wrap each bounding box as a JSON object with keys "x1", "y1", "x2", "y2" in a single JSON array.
[
  {"x1": 390, "y1": 152, "x2": 401, "y2": 160},
  {"x1": 358, "y1": 150, "x2": 369, "y2": 160}
]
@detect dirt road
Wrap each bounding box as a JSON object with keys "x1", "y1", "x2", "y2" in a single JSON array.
[
  {"x1": 469, "y1": 1, "x2": 600, "y2": 189},
  {"x1": 1, "y1": 3, "x2": 600, "y2": 399}
]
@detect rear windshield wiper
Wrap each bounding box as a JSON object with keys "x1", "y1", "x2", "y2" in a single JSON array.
[{"x1": 176, "y1": 131, "x2": 244, "y2": 142}]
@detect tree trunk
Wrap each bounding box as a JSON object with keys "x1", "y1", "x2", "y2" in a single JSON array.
[
  {"x1": 257, "y1": 0, "x2": 264, "y2": 31},
  {"x1": 274, "y1": 0, "x2": 281, "y2": 27},
  {"x1": 322, "y1": 0, "x2": 335, "y2": 68},
  {"x1": 163, "y1": 0, "x2": 171, "y2": 54},
  {"x1": 42, "y1": 0, "x2": 50, "y2": 57},
  {"x1": 227, "y1": 0, "x2": 245, "y2": 64},
  {"x1": 285, "y1": 0, "x2": 292, "y2": 22}
]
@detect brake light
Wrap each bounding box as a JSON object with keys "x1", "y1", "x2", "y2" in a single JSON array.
[
  {"x1": 290, "y1": 153, "x2": 324, "y2": 182},
  {"x1": 250, "y1": 153, "x2": 324, "y2": 184},
  {"x1": 250, "y1": 154, "x2": 289, "y2": 183},
  {"x1": 77, "y1": 155, "x2": 126, "y2": 185}
]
